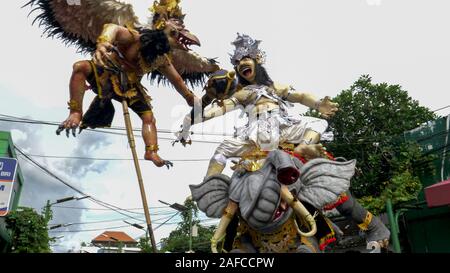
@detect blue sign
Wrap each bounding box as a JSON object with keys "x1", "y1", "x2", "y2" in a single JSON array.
[
  {"x1": 0, "y1": 157, "x2": 18, "y2": 182},
  {"x1": 0, "y1": 157, "x2": 18, "y2": 216}
]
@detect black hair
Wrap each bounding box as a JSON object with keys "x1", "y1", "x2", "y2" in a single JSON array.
[
  {"x1": 235, "y1": 62, "x2": 274, "y2": 87},
  {"x1": 138, "y1": 28, "x2": 171, "y2": 65}
]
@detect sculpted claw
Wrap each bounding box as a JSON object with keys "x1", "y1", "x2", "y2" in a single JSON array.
[
  {"x1": 165, "y1": 160, "x2": 174, "y2": 170},
  {"x1": 56, "y1": 125, "x2": 64, "y2": 136}
]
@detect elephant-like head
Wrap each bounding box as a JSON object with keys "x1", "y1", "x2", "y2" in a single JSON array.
[{"x1": 190, "y1": 150, "x2": 356, "y2": 233}]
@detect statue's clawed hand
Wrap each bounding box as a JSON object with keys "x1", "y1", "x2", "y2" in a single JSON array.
[
  {"x1": 56, "y1": 112, "x2": 82, "y2": 138},
  {"x1": 318, "y1": 96, "x2": 339, "y2": 119}
]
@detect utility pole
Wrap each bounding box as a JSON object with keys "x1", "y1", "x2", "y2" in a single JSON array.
[
  {"x1": 43, "y1": 200, "x2": 52, "y2": 223},
  {"x1": 188, "y1": 205, "x2": 193, "y2": 253}
]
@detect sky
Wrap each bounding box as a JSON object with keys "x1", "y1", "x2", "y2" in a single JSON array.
[{"x1": 1, "y1": 0, "x2": 450, "y2": 252}]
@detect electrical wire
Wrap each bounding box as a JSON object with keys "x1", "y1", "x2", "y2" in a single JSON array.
[
  {"x1": 433, "y1": 105, "x2": 450, "y2": 113},
  {"x1": 0, "y1": 114, "x2": 233, "y2": 137},
  {"x1": 24, "y1": 153, "x2": 210, "y2": 162},
  {"x1": 49, "y1": 212, "x2": 178, "y2": 227},
  {"x1": 5, "y1": 113, "x2": 450, "y2": 148},
  {"x1": 0, "y1": 116, "x2": 223, "y2": 144},
  {"x1": 51, "y1": 205, "x2": 171, "y2": 212},
  {"x1": 15, "y1": 146, "x2": 154, "y2": 221},
  {"x1": 50, "y1": 213, "x2": 185, "y2": 233},
  {"x1": 154, "y1": 212, "x2": 181, "y2": 231},
  {"x1": 48, "y1": 223, "x2": 146, "y2": 233}
]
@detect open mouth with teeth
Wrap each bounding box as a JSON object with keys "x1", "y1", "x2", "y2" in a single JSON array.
[
  {"x1": 239, "y1": 65, "x2": 253, "y2": 78},
  {"x1": 176, "y1": 30, "x2": 201, "y2": 51},
  {"x1": 272, "y1": 201, "x2": 289, "y2": 222}
]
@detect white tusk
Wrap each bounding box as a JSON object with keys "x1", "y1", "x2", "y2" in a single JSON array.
[{"x1": 280, "y1": 185, "x2": 317, "y2": 237}]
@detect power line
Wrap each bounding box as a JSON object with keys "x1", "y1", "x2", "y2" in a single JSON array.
[
  {"x1": 154, "y1": 212, "x2": 181, "y2": 231},
  {"x1": 0, "y1": 114, "x2": 397, "y2": 146},
  {"x1": 52, "y1": 206, "x2": 178, "y2": 216},
  {"x1": 0, "y1": 113, "x2": 426, "y2": 148},
  {"x1": 0, "y1": 117, "x2": 223, "y2": 144},
  {"x1": 24, "y1": 153, "x2": 210, "y2": 162},
  {"x1": 51, "y1": 205, "x2": 170, "y2": 211},
  {"x1": 3, "y1": 112, "x2": 450, "y2": 146},
  {"x1": 50, "y1": 218, "x2": 142, "y2": 227},
  {"x1": 51, "y1": 205, "x2": 180, "y2": 217},
  {"x1": 49, "y1": 214, "x2": 184, "y2": 233},
  {"x1": 48, "y1": 223, "x2": 146, "y2": 233},
  {"x1": 14, "y1": 148, "x2": 208, "y2": 237},
  {"x1": 433, "y1": 105, "x2": 450, "y2": 113},
  {"x1": 15, "y1": 146, "x2": 151, "y2": 221},
  {"x1": 0, "y1": 114, "x2": 232, "y2": 137},
  {"x1": 49, "y1": 212, "x2": 178, "y2": 227},
  {"x1": 16, "y1": 153, "x2": 142, "y2": 218}
]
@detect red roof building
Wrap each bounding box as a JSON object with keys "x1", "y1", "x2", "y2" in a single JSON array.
[{"x1": 91, "y1": 231, "x2": 138, "y2": 249}]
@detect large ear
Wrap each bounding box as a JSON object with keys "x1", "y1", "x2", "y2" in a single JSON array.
[
  {"x1": 298, "y1": 159, "x2": 356, "y2": 209},
  {"x1": 189, "y1": 174, "x2": 231, "y2": 219}
]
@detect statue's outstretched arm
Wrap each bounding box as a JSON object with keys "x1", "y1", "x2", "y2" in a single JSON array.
[
  {"x1": 281, "y1": 86, "x2": 339, "y2": 119},
  {"x1": 158, "y1": 62, "x2": 198, "y2": 107},
  {"x1": 174, "y1": 96, "x2": 240, "y2": 146}
]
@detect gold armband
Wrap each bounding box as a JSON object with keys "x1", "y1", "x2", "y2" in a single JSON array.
[
  {"x1": 96, "y1": 35, "x2": 112, "y2": 45},
  {"x1": 357, "y1": 212, "x2": 373, "y2": 231},
  {"x1": 67, "y1": 100, "x2": 82, "y2": 112},
  {"x1": 229, "y1": 97, "x2": 239, "y2": 106}
]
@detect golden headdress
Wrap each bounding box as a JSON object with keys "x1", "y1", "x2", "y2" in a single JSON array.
[{"x1": 150, "y1": 0, "x2": 185, "y2": 30}]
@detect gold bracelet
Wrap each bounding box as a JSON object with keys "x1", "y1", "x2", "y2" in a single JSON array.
[
  {"x1": 223, "y1": 207, "x2": 235, "y2": 219},
  {"x1": 96, "y1": 35, "x2": 112, "y2": 45},
  {"x1": 67, "y1": 100, "x2": 82, "y2": 112},
  {"x1": 184, "y1": 91, "x2": 194, "y2": 100}
]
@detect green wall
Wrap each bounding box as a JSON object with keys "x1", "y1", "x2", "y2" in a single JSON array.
[{"x1": 402, "y1": 115, "x2": 450, "y2": 253}]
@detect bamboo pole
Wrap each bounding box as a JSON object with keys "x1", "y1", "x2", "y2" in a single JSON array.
[{"x1": 122, "y1": 100, "x2": 157, "y2": 253}]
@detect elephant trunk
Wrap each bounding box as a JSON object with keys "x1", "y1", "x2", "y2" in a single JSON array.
[
  {"x1": 211, "y1": 201, "x2": 238, "y2": 253},
  {"x1": 280, "y1": 185, "x2": 317, "y2": 237}
]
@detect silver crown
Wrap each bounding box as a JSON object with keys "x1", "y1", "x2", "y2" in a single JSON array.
[{"x1": 230, "y1": 33, "x2": 266, "y2": 65}]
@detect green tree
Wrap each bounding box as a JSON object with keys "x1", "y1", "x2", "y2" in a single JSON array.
[
  {"x1": 137, "y1": 236, "x2": 153, "y2": 253},
  {"x1": 159, "y1": 199, "x2": 216, "y2": 253},
  {"x1": 5, "y1": 205, "x2": 54, "y2": 253},
  {"x1": 308, "y1": 75, "x2": 436, "y2": 213}
]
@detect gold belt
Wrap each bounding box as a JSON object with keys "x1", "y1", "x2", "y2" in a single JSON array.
[
  {"x1": 234, "y1": 216, "x2": 301, "y2": 253},
  {"x1": 110, "y1": 74, "x2": 139, "y2": 99}
]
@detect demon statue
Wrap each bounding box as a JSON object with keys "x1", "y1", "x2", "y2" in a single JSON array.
[
  {"x1": 27, "y1": 0, "x2": 219, "y2": 168},
  {"x1": 179, "y1": 34, "x2": 390, "y2": 252},
  {"x1": 176, "y1": 33, "x2": 338, "y2": 176}
]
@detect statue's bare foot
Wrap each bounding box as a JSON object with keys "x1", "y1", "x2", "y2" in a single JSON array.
[
  {"x1": 294, "y1": 144, "x2": 325, "y2": 160},
  {"x1": 145, "y1": 151, "x2": 168, "y2": 168}
]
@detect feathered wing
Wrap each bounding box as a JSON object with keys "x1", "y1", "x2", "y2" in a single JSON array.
[
  {"x1": 298, "y1": 158, "x2": 356, "y2": 209},
  {"x1": 26, "y1": 0, "x2": 139, "y2": 53},
  {"x1": 150, "y1": 49, "x2": 220, "y2": 88}
]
